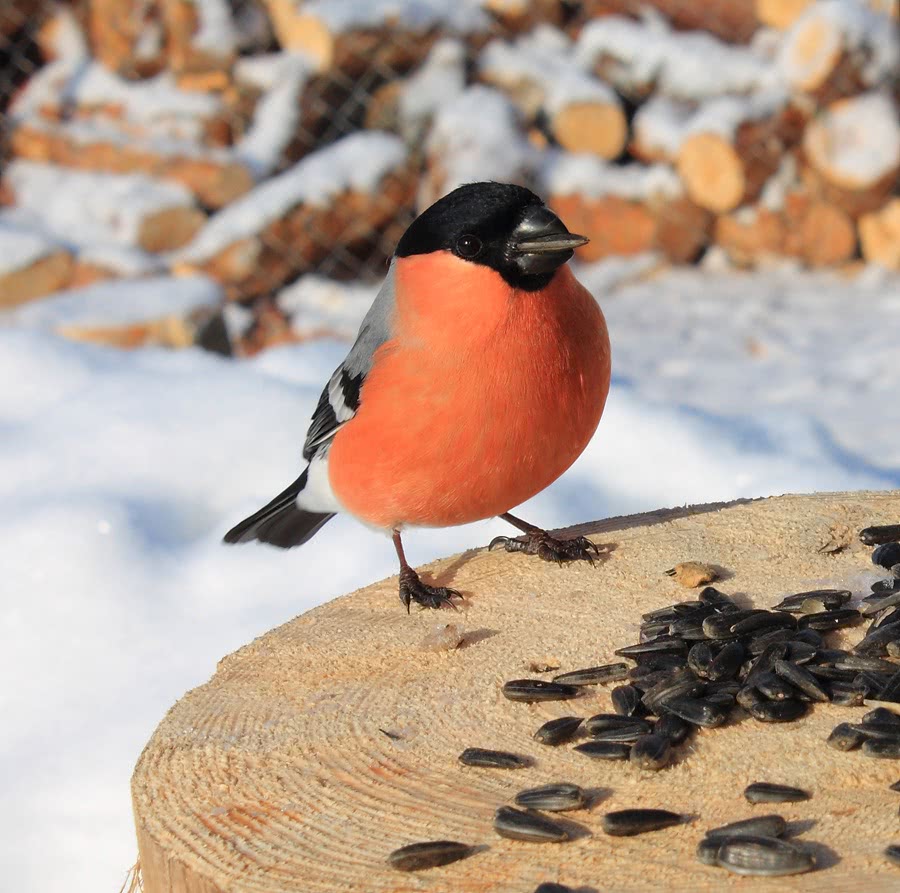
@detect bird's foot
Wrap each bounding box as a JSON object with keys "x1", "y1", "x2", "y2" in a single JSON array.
[
  {"x1": 399, "y1": 566, "x2": 462, "y2": 613},
  {"x1": 488, "y1": 529, "x2": 601, "y2": 566}
]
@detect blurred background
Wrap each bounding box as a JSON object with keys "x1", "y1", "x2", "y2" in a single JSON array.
[{"x1": 0, "y1": 0, "x2": 898, "y2": 889}]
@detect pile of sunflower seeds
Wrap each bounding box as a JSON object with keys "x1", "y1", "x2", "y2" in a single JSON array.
[{"x1": 388, "y1": 523, "x2": 900, "y2": 887}]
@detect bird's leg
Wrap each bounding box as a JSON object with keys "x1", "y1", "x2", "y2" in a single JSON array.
[
  {"x1": 393, "y1": 530, "x2": 461, "y2": 613},
  {"x1": 489, "y1": 511, "x2": 601, "y2": 565}
]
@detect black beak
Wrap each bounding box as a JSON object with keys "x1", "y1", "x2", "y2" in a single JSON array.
[{"x1": 508, "y1": 204, "x2": 589, "y2": 276}]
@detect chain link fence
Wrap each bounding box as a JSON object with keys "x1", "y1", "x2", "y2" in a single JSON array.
[{"x1": 0, "y1": 1, "x2": 896, "y2": 352}]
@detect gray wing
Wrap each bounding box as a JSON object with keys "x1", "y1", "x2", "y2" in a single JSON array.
[{"x1": 302, "y1": 262, "x2": 397, "y2": 461}]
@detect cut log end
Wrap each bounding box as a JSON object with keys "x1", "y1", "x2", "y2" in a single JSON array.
[
  {"x1": 0, "y1": 250, "x2": 73, "y2": 308},
  {"x1": 755, "y1": 0, "x2": 814, "y2": 30},
  {"x1": 677, "y1": 133, "x2": 746, "y2": 214},
  {"x1": 859, "y1": 198, "x2": 900, "y2": 270},
  {"x1": 551, "y1": 101, "x2": 627, "y2": 160}
]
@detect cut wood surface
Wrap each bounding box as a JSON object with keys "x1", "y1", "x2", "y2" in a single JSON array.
[
  {"x1": 859, "y1": 198, "x2": 900, "y2": 271},
  {"x1": 755, "y1": 0, "x2": 814, "y2": 31},
  {"x1": 134, "y1": 490, "x2": 900, "y2": 892}
]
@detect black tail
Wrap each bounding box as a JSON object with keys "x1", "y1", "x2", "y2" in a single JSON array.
[{"x1": 223, "y1": 468, "x2": 334, "y2": 549}]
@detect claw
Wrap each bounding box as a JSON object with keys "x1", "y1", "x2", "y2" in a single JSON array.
[
  {"x1": 489, "y1": 529, "x2": 601, "y2": 566},
  {"x1": 399, "y1": 566, "x2": 462, "y2": 612}
]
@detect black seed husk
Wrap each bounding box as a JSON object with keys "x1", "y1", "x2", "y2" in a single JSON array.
[
  {"x1": 708, "y1": 642, "x2": 744, "y2": 681},
  {"x1": 744, "y1": 782, "x2": 810, "y2": 803},
  {"x1": 494, "y1": 806, "x2": 570, "y2": 843},
  {"x1": 864, "y1": 707, "x2": 900, "y2": 726},
  {"x1": 602, "y1": 808, "x2": 682, "y2": 836},
  {"x1": 533, "y1": 716, "x2": 583, "y2": 747},
  {"x1": 773, "y1": 659, "x2": 830, "y2": 703},
  {"x1": 503, "y1": 679, "x2": 580, "y2": 702},
  {"x1": 611, "y1": 684, "x2": 648, "y2": 717},
  {"x1": 653, "y1": 712, "x2": 692, "y2": 744},
  {"x1": 699, "y1": 586, "x2": 739, "y2": 611},
  {"x1": 798, "y1": 609, "x2": 861, "y2": 631},
  {"x1": 748, "y1": 698, "x2": 808, "y2": 722},
  {"x1": 515, "y1": 783, "x2": 586, "y2": 812},
  {"x1": 552, "y1": 663, "x2": 629, "y2": 686},
  {"x1": 864, "y1": 739, "x2": 900, "y2": 759},
  {"x1": 873, "y1": 543, "x2": 900, "y2": 570},
  {"x1": 388, "y1": 840, "x2": 476, "y2": 872},
  {"x1": 459, "y1": 748, "x2": 531, "y2": 769},
  {"x1": 860, "y1": 525, "x2": 900, "y2": 546},
  {"x1": 715, "y1": 836, "x2": 814, "y2": 877},
  {"x1": 573, "y1": 741, "x2": 631, "y2": 760},
  {"x1": 630, "y1": 734, "x2": 672, "y2": 770},
  {"x1": 706, "y1": 815, "x2": 787, "y2": 841},
  {"x1": 848, "y1": 721, "x2": 900, "y2": 742},
  {"x1": 697, "y1": 837, "x2": 723, "y2": 865},
  {"x1": 827, "y1": 722, "x2": 867, "y2": 751},
  {"x1": 885, "y1": 844, "x2": 900, "y2": 867},
  {"x1": 533, "y1": 884, "x2": 576, "y2": 893},
  {"x1": 755, "y1": 671, "x2": 797, "y2": 702},
  {"x1": 583, "y1": 714, "x2": 653, "y2": 736},
  {"x1": 615, "y1": 637, "x2": 687, "y2": 657},
  {"x1": 731, "y1": 612, "x2": 796, "y2": 637}
]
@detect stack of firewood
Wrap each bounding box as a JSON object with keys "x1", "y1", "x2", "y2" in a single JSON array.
[{"x1": 0, "y1": 0, "x2": 897, "y2": 351}]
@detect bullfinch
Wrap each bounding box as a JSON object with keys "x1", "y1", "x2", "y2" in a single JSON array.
[{"x1": 224, "y1": 181, "x2": 611, "y2": 610}]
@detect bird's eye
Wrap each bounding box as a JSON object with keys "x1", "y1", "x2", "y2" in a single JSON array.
[{"x1": 456, "y1": 234, "x2": 483, "y2": 259}]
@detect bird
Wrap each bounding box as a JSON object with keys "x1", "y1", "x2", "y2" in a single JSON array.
[{"x1": 224, "y1": 181, "x2": 611, "y2": 611}]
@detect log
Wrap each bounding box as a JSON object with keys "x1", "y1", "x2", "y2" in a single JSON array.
[
  {"x1": 776, "y1": 1, "x2": 893, "y2": 104},
  {"x1": 9, "y1": 121, "x2": 254, "y2": 208},
  {"x1": 755, "y1": 0, "x2": 813, "y2": 30},
  {"x1": 86, "y1": 0, "x2": 167, "y2": 78},
  {"x1": 802, "y1": 92, "x2": 900, "y2": 218},
  {"x1": 859, "y1": 198, "x2": 900, "y2": 270},
  {"x1": 480, "y1": 30, "x2": 626, "y2": 159},
  {"x1": 133, "y1": 490, "x2": 900, "y2": 892},
  {"x1": 482, "y1": 0, "x2": 569, "y2": 32},
  {"x1": 0, "y1": 249, "x2": 73, "y2": 308},
  {"x1": 578, "y1": 0, "x2": 760, "y2": 44},
  {"x1": 676, "y1": 102, "x2": 805, "y2": 214},
  {"x1": 796, "y1": 198, "x2": 857, "y2": 267},
  {"x1": 714, "y1": 204, "x2": 786, "y2": 268},
  {"x1": 174, "y1": 132, "x2": 414, "y2": 299},
  {"x1": 159, "y1": 0, "x2": 237, "y2": 85},
  {"x1": 543, "y1": 158, "x2": 712, "y2": 264},
  {"x1": 0, "y1": 0, "x2": 44, "y2": 38}
]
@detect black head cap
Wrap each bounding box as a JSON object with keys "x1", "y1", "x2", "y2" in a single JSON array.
[{"x1": 395, "y1": 182, "x2": 587, "y2": 291}]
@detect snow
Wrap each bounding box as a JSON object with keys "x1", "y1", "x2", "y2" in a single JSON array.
[
  {"x1": 539, "y1": 151, "x2": 683, "y2": 201},
  {"x1": 576, "y1": 10, "x2": 779, "y2": 99},
  {"x1": 192, "y1": 0, "x2": 238, "y2": 55},
  {"x1": 0, "y1": 216, "x2": 60, "y2": 276},
  {"x1": 179, "y1": 132, "x2": 407, "y2": 263},
  {"x1": 398, "y1": 38, "x2": 467, "y2": 142},
  {"x1": 3, "y1": 262, "x2": 900, "y2": 892},
  {"x1": 303, "y1": 0, "x2": 490, "y2": 33},
  {"x1": 4, "y1": 161, "x2": 197, "y2": 249},
  {"x1": 480, "y1": 25, "x2": 618, "y2": 118},
  {"x1": 421, "y1": 86, "x2": 535, "y2": 204},
  {"x1": 277, "y1": 274, "x2": 379, "y2": 340},
  {"x1": 234, "y1": 54, "x2": 311, "y2": 177},
  {"x1": 5, "y1": 274, "x2": 222, "y2": 329}
]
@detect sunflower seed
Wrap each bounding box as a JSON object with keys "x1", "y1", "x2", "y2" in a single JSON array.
[
  {"x1": 885, "y1": 844, "x2": 900, "y2": 867},
  {"x1": 590, "y1": 725, "x2": 648, "y2": 745},
  {"x1": 602, "y1": 808, "x2": 683, "y2": 836},
  {"x1": 716, "y1": 836, "x2": 814, "y2": 877},
  {"x1": 503, "y1": 679, "x2": 580, "y2": 702},
  {"x1": 706, "y1": 815, "x2": 787, "y2": 841},
  {"x1": 773, "y1": 659, "x2": 830, "y2": 702},
  {"x1": 836, "y1": 655, "x2": 898, "y2": 673},
  {"x1": 388, "y1": 840, "x2": 476, "y2": 872},
  {"x1": 798, "y1": 609, "x2": 862, "y2": 631},
  {"x1": 786, "y1": 641, "x2": 818, "y2": 664},
  {"x1": 583, "y1": 714, "x2": 653, "y2": 736},
  {"x1": 792, "y1": 628, "x2": 824, "y2": 647},
  {"x1": 640, "y1": 620, "x2": 674, "y2": 641},
  {"x1": 533, "y1": 884, "x2": 575, "y2": 893},
  {"x1": 641, "y1": 669, "x2": 706, "y2": 711},
  {"x1": 744, "y1": 782, "x2": 810, "y2": 804},
  {"x1": 630, "y1": 734, "x2": 672, "y2": 770},
  {"x1": 732, "y1": 612, "x2": 796, "y2": 637},
  {"x1": 697, "y1": 837, "x2": 723, "y2": 865},
  {"x1": 615, "y1": 637, "x2": 687, "y2": 657},
  {"x1": 747, "y1": 628, "x2": 794, "y2": 655},
  {"x1": 611, "y1": 684, "x2": 648, "y2": 717},
  {"x1": 573, "y1": 741, "x2": 631, "y2": 760},
  {"x1": 668, "y1": 617, "x2": 709, "y2": 640},
  {"x1": 703, "y1": 610, "x2": 764, "y2": 640},
  {"x1": 873, "y1": 543, "x2": 900, "y2": 570},
  {"x1": 708, "y1": 642, "x2": 744, "y2": 681},
  {"x1": 807, "y1": 665, "x2": 857, "y2": 682},
  {"x1": 552, "y1": 663, "x2": 629, "y2": 686},
  {"x1": 800, "y1": 593, "x2": 851, "y2": 613},
  {"x1": 748, "y1": 698, "x2": 807, "y2": 722},
  {"x1": 699, "y1": 586, "x2": 739, "y2": 611},
  {"x1": 848, "y1": 722, "x2": 900, "y2": 742},
  {"x1": 873, "y1": 578, "x2": 900, "y2": 594},
  {"x1": 515, "y1": 783, "x2": 586, "y2": 812},
  {"x1": 533, "y1": 716, "x2": 583, "y2": 746},
  {"x1": 688, "y1": 642, "x2": 715, "y2": 677},
  {"x1": 774, "y1": 589, "x2": 850, "y2": 611},
  {"x1": 862, "y1": 591, "x2": 900, "y2": 616},
  {"x1": 755, "y1": 671, "x2": 797, "y2": 702},
  {"x1": 863, "y1": 739, "x2": 900, "y2": 759},
  {"x1": 632, "y1": 652, "x2": 688, "y2": 671},
  {"x1": 827, "y1": 723, "x2": 867, "y2": 751},
  {"x1": 653, "y1": 712, "x2": 692, "y2": 744},
  {"x1": 864, "y1": 707, "x2": 900, "y2": 726},
  {"x1": 745, "y1": 644, "x2": 790, "y2": 686},
  {"x1": 860, "y1": 525, "x2": 900, "y2": 546},
  {"x1": 661, "y1": 696, "x2": 727, "y2": 728},
  {"x1": 830, "y1": 681, "x2": 869, "y2": 706},
  {"x1": 494, "y1": 806, "x2": 570, "y2": 843},
  {"x1": 881, "y1": 669, "x2": 900, "y2": 703},
  {"x1": 890, "y1": 780, "x2": 900, "y2": 792},
  {"x1": 736, "y1": 686, "x2": 765, "y2": 710},
  {"x1": 459, "y1": 748, "x2": 531, "y2": 769},
  {"x1": 854, "y1": 624, "x2": 900, "y2": 656}
]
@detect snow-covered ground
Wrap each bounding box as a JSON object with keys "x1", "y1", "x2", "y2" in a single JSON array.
[{"x1": 2, "y1": 261, "x2": 899, "y2": 891}]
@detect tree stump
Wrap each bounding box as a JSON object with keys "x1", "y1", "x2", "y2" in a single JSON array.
[{"x1": 133, "y1": 490, "x2": 900, "y2": 892}]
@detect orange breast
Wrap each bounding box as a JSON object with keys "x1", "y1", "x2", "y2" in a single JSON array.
[{"x1": 328, "y1": 253, "x2": 611, "y2": 530}]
